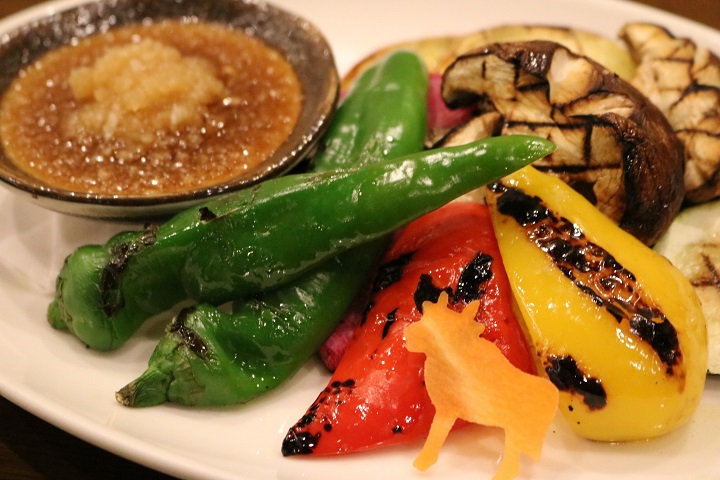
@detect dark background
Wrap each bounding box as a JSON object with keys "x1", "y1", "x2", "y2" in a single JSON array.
[{"x1": 1, "y1": 0, "x2": 718, "y2": 478}]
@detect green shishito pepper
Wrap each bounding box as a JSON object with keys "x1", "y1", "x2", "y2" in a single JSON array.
[
  {"x1": 49, "y1": 135, "x2": 552, "y2": 351},
  {"x1": 308, "y1": 50, "x2": 429, "y2": 172},
  {"x1": 118, "y1": 252, "x2": 381, "y2": 407},
  {"x1": 117, "y1": 51, "x2": 429, "y2": 407},
  {"x1": 50, "y1": 136, "x2": 552, "y2": 353}
]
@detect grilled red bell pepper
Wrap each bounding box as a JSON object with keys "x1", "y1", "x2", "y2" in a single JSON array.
[
  {"x1": 317, "y1": 73, "x2": 477, "y2": 371},
  {"x1": 282, "y1": 200, "x2": 535, "y2": 456}
]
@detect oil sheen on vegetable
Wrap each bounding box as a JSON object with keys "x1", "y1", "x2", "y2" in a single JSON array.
[{"x1": 487, "y1": 166, "x2": 707, "y2": 442}]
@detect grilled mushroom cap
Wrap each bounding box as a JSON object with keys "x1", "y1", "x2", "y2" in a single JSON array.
[
  {"x1": 439, "y1": 40, "x2": 685, "y2": 245},
  {"x1": 620, "y1": 22, "x2": 720, "y2": 204}
]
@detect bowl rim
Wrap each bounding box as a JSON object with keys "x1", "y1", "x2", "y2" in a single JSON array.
[{"x1": 0, "y1": 0, "x2": 339, "y2": 218}]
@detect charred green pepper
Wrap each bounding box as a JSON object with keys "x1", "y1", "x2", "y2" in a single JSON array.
[
  {"x1": 50, "y1": 134, "x2": 552, "y2": 352},
  {"x1": 307, "y1": 50, "x2": 429, "y2": 172},
  {"x1": 117, "y1": 50, "x2": 429, "y2": 406},
  {"x1": 117, "y1": 250, "x2": 380, "y2": 407}
]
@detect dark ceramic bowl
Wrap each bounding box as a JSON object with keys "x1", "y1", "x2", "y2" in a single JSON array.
[{"x1": 0, "y1": 0, "x2": 338, "y2": 220}]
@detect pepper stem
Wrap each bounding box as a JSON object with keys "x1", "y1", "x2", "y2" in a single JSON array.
[{"x1": 116, "y1": 366, "x2": 171, "y2": 407}]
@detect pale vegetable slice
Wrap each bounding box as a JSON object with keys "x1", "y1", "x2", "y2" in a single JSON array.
[
  {"x1": 404, "y1": 292, "x2": 558, "y2": 480},
  {"x1": 655, "y1": 199, "x2": 720, "y2": 374},
  {"x1": 340, "y1": 36, "x2": 462, "y2": 90},
  {"x1": 452, "y1": 25, "x2": 637, "y2": 80},
  {"x1": 341, "y1": 24, "x2": 637, "y2": 91}
]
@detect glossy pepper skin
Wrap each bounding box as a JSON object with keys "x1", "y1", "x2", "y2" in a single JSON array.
[
  {"x1": 282, "y1": 201, "x2": 536, "y2": 456},
  {"x1": 117, "y1": 250, "x2": 382, "y2": 407},
  {"x1": 48, "y1": 135, "x2": 553, "y2": 351},
  {"x1": 116, "y1": 51, "x2": 430, "y2": 406},
  {"x1": 308, "y1": 50, "x2": 428, "y2": 172},
  {"x1": 486, "y1": 166, "x2": 708, "y2": 442}
]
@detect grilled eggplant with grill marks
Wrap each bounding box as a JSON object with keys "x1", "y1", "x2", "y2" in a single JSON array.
[
  {"x1": 451, "y1": 25, "x2": 637, "y2": 81},
  {"x1": 438, "y1": 40, "x2": 685, "y2": 246},
  {"x1": 655, "y1": 198, "x2": 720, "y2": 374},
  {"x1": 620, "y1": 22, "x2": 720, "y2": 204},
  {"x1": 341, "y1": 24, "x2": 637, "y2": 90}
]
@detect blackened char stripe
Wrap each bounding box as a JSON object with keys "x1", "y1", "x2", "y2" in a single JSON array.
[
  {"x1": 373, "y1": 251, "x2": 414, "y2": 292},
  {"x1": 281, "y1": 431, "x2": 320, "y2": 456},
  {"x1": 99, "y1": 225, "x2": 158, "y2": 317},
  {"x1": 493, "y1": 181, "x2": 681, "y2": 372},
  {"x1": 453, "y1": 253, "x2": 493, "y2": 304},
  {"x1": 413, "y1": 273, "x2": 449, "y2": 313},
  {"x1": 545, "y1": 355, "x2": 607, "y2": 410},
  {"x1": 169, "y1": 307, "x2": 209, "y2": 358},
  {"x1": 281, "y1": 378, "x2": 356, "y2": 456}
]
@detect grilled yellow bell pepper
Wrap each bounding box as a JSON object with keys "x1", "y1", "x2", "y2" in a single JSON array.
[{"x1": 486, "y1": 166, "x2": 707, "y2": 442}]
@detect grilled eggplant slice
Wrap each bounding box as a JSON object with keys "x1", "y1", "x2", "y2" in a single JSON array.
[
  {"x1": 439, "y1": 40, "x2": 685, "y2": 245},
  {"x1": 655, "y1": 198, "x2": 720, "y2": 374},
  {"x1": 621, "y1": 22, "x2": 720, "y2": 204},
  {"x1": 341, "y1": 25, "x2": 637, "y2": 90},
  {"x1": 452, "y1": 25, "x2": 636, "y2": 81}
]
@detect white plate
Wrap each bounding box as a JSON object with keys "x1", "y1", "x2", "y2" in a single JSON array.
[{"x1": 1, "y1": 0, "x2": 719, "y2": 479}]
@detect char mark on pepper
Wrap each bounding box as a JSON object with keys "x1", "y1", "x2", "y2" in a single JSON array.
[
  {"x1": 373, "y1": 251, "x2": 414, "y2": 292},
  {"x1": 490, "y1": 181, "x2": 551, "y2": 226},
  {"x1": 411, "y1": 253, "x2": 494, "y2": 313},
  {"x1": 493, "y1": 181, "x2": 681, "y2": 372},
  {"x1": 545, "y1": 354, "x2": 607, "y2": 410},
  {"x1": 453, "y1": 252, "x2": 493, "y2": 304},
  {"x1": 281, "y1": 431, "x2": 321, "y2": 456},
  {"x1": 281, "y1": 378, "x2": 356, "y2": 456},
  {"x1": 629, "y1": 309, "x2": 682, "y2": 372},
  {"x1": 169, "y1": 307, "x2": 209, "y2": 358},
  {"x1": 198, "y1": 206, "x2": 217, "y2": 222},
  {"x1": 413, "y1": 273, "x2": 451, "y2": 313},
  {"x1": 99, "y1": 225, "x2": 158, "y2": 317}
]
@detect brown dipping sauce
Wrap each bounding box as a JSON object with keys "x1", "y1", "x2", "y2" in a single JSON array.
[{"x1": 0, "y1": 20, "x2": 303, "y2": 196}]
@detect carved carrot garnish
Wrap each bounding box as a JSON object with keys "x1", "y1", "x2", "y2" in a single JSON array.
[{"x1": 405, "y1": 292, "x2": 558, "y2": 480}]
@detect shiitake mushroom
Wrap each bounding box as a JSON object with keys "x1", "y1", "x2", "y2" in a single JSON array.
[{"x1": 438, "y1": 40, "x2": 685, "y2": 246}]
